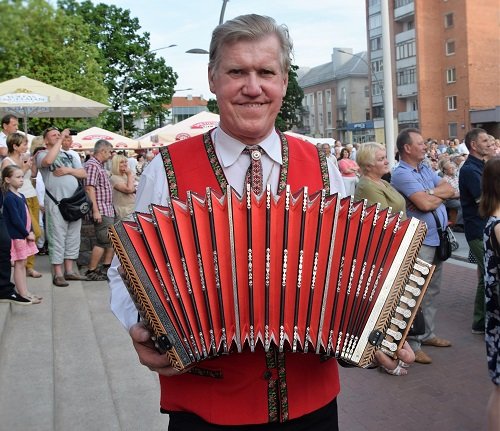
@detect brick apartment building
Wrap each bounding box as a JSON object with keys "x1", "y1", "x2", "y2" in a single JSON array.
[{"x1": 367, "y1": 0, "x2": 499, "y2": 140}]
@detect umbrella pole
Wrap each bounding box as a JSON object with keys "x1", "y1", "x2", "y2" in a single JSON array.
[{"x1": 23, "y1": 109, "x2": 28, "y2": 134}]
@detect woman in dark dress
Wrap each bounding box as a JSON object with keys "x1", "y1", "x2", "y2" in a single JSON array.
[{"x1": 479, "y1": 157, "x2": 500, "y2": 431}]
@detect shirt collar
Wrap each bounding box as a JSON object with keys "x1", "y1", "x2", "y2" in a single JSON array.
[
  {"x1": 213, "y1": 127, "x2": 283, "y2": 168},
  {"x1": 399, "y1": 159, "x2": 427, "y2": 172}
]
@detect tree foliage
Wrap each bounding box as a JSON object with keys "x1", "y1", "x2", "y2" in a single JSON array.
[
  {"x1": 59, "y1": 0, "x2": 178, "y2": 135},
  {"x1": 275, "y1": 65, "x2": 304, "y2": 132},
  {"x1": 0, "y1": 0, "x2": 108, "y2": 134},
  {"x1": 206, "y1": 99, "x2": 219, "y2": 114}
]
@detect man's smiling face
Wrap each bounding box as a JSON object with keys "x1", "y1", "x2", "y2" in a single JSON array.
[{"x1": 208, "y1": 34, "x2": 288, "y2": 146}]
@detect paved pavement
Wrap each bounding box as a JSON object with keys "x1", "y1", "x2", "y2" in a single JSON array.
[{"x1": 0, "y1": 232, "x2": 490, "y2": 431}]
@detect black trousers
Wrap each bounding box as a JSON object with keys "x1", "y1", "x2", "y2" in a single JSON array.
[
  {"x1": 167, "y1": 398, "x2": 338, "y2": 431},
  {"x1": 0, "y1": 215, "x2": 14, "y2": 296}
]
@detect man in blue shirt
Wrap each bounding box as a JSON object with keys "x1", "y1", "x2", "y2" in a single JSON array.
[
  {"x1": 458, "y1": 128, "x2": 495, "y2": 334},
  {"x1": 392, "y1": 128, "x2": 455, "y2": 364}
]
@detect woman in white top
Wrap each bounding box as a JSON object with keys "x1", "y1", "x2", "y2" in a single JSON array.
[{"x1": 2, "y1": 133, "x2": 42, "y2": 278}]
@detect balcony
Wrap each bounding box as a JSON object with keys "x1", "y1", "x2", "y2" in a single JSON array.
[
  {"x1": 395, "y1": 29, "x2": 415, "y2": 44},
  {"x1": 397, "y1": 82, "x2": 417, "y2": 98},
  {"x1": 372, "y1": 94, "x2": 383, "y2": 105},
  {"x1": 394, "y1": 1, "x2": 414, "y2": 21},
  {"x1": 396, "y1": 56, "x2": 417, "y2": 70},
  {"x1": 336, "y1": 120, "x2": 347, "y2": 129},
  {"x1": 398, "y1": 110, "x2": 419, "y2": 123}
]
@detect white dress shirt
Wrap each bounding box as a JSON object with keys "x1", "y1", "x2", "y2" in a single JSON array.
[{"x1": 108, "y1": 128, "x2": 346, "y2": 329}]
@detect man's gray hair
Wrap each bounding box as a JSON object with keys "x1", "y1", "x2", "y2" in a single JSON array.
[
  {"x1": 94, "y1": 139, "x2": 113, "y2": 154},
  {"x1": 208, "y1": 14, "x2": 293, "y2": 76}
]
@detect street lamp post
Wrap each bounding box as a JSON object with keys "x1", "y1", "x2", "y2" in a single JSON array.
[
  {"x1": 120, "y1": 44, "x2": 177, "y2": 135},
  {"x1": 185, "y1": 0, "x2": 229, "y2": 56}
]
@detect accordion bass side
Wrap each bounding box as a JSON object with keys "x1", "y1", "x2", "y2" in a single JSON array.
[{"x1": 109, "y1": 186, "x2": 433, "y2": 370}]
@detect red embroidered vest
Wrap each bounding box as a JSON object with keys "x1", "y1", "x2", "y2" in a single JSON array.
[{"x1": 157, "y1": 131, "x2": 340, "y2": 426}]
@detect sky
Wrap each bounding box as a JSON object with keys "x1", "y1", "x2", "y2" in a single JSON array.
[{"x1": 95, "y1": 0, "x2": 368, "y2": 100}]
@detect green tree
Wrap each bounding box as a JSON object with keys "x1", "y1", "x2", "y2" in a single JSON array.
[
  {"x1": 59, "y1": 0, "x2": 177, "y2": 135},
  {"x1": 0, "y1": 0, "x2": 108, "y2": 134},
  {"x1": 206, "y1": 99, "x2": 219, "y2": 114},
  {"x1": 276, "y1": 65, "x2": 304, "y2": 132}
]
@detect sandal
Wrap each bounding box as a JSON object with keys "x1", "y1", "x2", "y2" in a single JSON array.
[
  {"x1": 26, "y1": 294, "x2": 42, "y2": 305},
  {"x1": 27, "y1": 269, "x2": 43, "y2": 278},
  {"x1": 380, "y1": 360, "x2": 409, "y2": 376},
  {"x1": 27, "y1": 292, "x2": 43, "y2": 301}
]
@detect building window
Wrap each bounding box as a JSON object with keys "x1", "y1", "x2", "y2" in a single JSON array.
[
  {"x1": 395, "y1": 0, "x2": 414, "y2": 7},
  {"x1": 446, "y1": 67, "x2": 456, "y2": 83},
  {"x1": 397, "y1": 67, "x2": 416, "y2": 85},
  {"x1": 396, "y1": 41, "x2": 416, "y2": 60},
  {"x1": 446, "y1": 40, "x2": 455, "y2": 55},
  {"x1": 407, "y1": 20, "x2": 414, "y2": 30},
  {"x1": 444, "y1": 13, "x2": 454, "y2": 28},
  {"x1": 369, "y1": 13, "x2": 381, "y2": 29},
  {"x1": 364, "y1": 86, "x2": 370, "y2": 97},
  {"x1": 447, "y1": 95, "x2": 457, "y2": 111},
  {"x1": 448, "y1": 123, "x2": 458, "y2": 138},
  {"x1": 371, "y1": 59, "x2": 383, "y2": 72},
  {"x1": 370, "y1": 37, "x2": 382, "y2": 51},
  {"x1": 325, "y1": 90, "x2": 331, "y2": 104},
  {"x1": 317, "y1": 92, "x2": 322, "y2": 106},
  {"x1": 372, "y1": 82, "x2": 384, "y2": 96},
  {"x1": 327, "y1": 111, "x2": 332, "y2": 126},
  {"x1": 340, "y1": 87, "x2": 347, "y2": 105}
]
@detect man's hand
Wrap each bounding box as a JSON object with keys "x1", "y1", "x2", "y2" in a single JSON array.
[
  {"x1": 53, "y1": 166, "x2": 71, "y2": 177},
  {"x1": 92, "y1": 208, "x2": 102, "y2": 223},
  {"x1": 374, "y1": 341, "x2": 415, "y2": 371},
  {"x1": 129, "y1": 322, "x2": 184, "y2": 377}
]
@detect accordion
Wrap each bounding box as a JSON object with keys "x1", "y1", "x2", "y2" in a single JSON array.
[{"x1": 109, "y1": 186, "x2": 433, "y2": 370}]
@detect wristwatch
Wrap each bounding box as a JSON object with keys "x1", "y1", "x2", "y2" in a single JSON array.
[{"x1": 426, "y1": 189, "x2": 435, "y2": 196}]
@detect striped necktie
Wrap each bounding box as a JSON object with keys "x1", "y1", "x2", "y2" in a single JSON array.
[{"x1": 244, "y1": 146, "x2": 263, "y2": 195}]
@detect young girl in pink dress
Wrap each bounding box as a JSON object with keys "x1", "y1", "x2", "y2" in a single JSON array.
[{"x1": 1, "y1": 165, "x2": 41, "y2": 304}]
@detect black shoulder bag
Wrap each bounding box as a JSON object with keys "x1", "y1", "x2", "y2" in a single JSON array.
[
  {"x1": 431, "y1": 210, "x2": 452, "y2": 261},
  {"x1": 46, "y1": 182, "x2": 92, "y2": 222}
]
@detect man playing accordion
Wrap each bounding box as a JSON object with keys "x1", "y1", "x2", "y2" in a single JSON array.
[{"x1": 109, "y1": 14, "x2": 414, "y2": 431}]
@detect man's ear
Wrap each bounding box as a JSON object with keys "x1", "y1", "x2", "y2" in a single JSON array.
[{"x1": 208, "y1": 68, "x2": 216, "y2": 94}]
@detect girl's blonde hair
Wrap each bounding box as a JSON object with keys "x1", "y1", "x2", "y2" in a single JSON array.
[{"x1": 1, "y1": 165, "x2": 22, "y2": 193}]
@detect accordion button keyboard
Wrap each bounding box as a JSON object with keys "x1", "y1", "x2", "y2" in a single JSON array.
[{"x1": 404, "y1": 285, "x2": 421, "y2": 296}]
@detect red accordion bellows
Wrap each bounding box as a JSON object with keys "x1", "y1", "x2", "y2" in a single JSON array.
[{"x1": 109, "y1": 186, "x2": 432, "y2": 370}]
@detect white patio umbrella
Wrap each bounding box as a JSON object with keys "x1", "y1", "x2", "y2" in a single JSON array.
[
  {"x1": 155, "y1": 111, "x2": 219, "y2": 145},
  {"x1": 0, "y1": 76, "x2": 108, "y2": 132},
  {"x1": 71, "y1": 127, "x2": 140, "y2": 150}
]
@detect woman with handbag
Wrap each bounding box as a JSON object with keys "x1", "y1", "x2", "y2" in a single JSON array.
[
  {"x1": 2, "y1": 133, "x2": 43, "y2": 278},
  {"x1": 479, "y1": 157, "x2": 500, "y2": 431}
]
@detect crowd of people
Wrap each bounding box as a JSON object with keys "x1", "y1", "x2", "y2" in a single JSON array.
[
  {"x1": 0, "y1": 114, "x2": 145, "y2": 299},
  {"x1": 321, "y1": 128, "x2": 499, "y2": 428}
]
